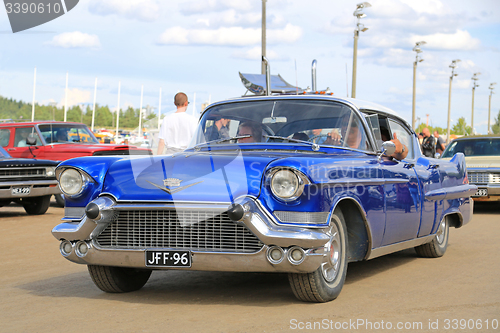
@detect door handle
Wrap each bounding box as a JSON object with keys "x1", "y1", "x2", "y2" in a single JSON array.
[
  {"x1": 7, "y1": 148, "x2": 15, "y2": 151},
  {"x1": 404, "y1": 163, "x2": 415, "y2": 169},
  {"x1": 428, "y1": 164, "x2": 439, "y2": 169}
]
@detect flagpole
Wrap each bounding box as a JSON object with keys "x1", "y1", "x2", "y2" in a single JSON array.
[
  {"x1": 31, "y1": 67, "x2": 36, "y2": 121},
  {"x1": 91, "y1": 77, "x2": 97, "y2": 131}
]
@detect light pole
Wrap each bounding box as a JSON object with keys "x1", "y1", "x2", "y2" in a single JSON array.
[
  {"x1": 351, "y1": 2, "x2": 371, "y2": 99},
  {"x1": 412, "y1": 41, "x2": 426, "y2": 131},
  {"x1": 261, "y1": 0, "x2": 267, "y2": 75},
  {"x1": 471, "y1": 72, "x2": 480, "y2": 135},
  {"x1": 446, "y1": 59, "x2": 460, "y2": 144},
  {"x1": 488, "y1": 83, "x2": 497, "y2": 134}
]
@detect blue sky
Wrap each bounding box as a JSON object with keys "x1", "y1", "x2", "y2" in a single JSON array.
[{"x1": 0, "y1": 0, "x2": 499, "y2": 134}]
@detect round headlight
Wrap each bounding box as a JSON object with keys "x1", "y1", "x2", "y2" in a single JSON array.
[
  {"x1": 271, "y1": 169, "x2": 299, "y2": 199},
  {"x1": 45, "y1": 167, "x2": 55, "y2": 177},
  {"x1": 59, "y1": 168, "x2": 83, "y2": 195}
]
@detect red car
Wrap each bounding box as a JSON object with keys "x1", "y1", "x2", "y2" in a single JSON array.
[{"x1": 0, "y1": 121, "x2": 152, "y2": 205}]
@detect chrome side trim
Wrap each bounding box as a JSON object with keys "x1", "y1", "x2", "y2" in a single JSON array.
[
  {"x1": 367, "y1": 235, "x2": 435, "y2": 260},
  {"x1": 425, "y1": 184, "x2": 477, "y2": 201},
  {"x1": 319, "y1": 178, "x2": 408, "y2": 187}
]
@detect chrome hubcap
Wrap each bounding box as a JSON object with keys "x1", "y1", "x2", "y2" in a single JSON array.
[
  {"x1": 321, "y1": 219, "x2": 341, "y2": 282},
  {"x1": 436, "y1": 219, "x2": 446, "y2": 244}
]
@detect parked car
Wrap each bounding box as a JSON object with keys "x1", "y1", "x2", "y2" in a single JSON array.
[
  {"x1": 0, "y1": 146, "x2": 60, "y2": 215},
  {"x1": 52, "y1": 94, "x2": 475, "y2": 302},
  {"x1": 441, "y1": 135, "x2": 500, "y2": 201},
  {"x1": 0, "y1": 121, "x2": 152, "y2": 206}
]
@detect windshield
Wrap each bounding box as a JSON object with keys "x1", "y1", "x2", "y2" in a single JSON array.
[
  {"x1": 38, "y1": 124, "x2": 99, "y2": 144},
  {"x1": 190, "y1": 100, "x2": 372, "y2": 151},
  {"x1": 442, "y1": 138, "x2": 500, "y2": 158}
]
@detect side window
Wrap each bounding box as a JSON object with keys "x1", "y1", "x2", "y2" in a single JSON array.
[
  {"x1": 0, "y1": 129, "x2": 10, "y2": 147},
  {"x1": 388, "y1": 119, "x2": 413, "y2": 159},
  {"x1": 14, "y1": 127, "x2": 41, "y2": 147}
]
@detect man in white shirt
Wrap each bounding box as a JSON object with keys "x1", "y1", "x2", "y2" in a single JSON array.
[{"x1": 157, "y1": 92, "x2": 198, "y2": 155}]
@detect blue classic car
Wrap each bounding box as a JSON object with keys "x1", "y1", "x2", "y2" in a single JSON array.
[{"x1": 52, "y1": 94, "x2": 475, "y2": 302}]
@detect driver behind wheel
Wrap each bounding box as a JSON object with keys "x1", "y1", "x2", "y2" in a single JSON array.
[{"x1": 237, "y1": 121, "x2": 262, "y2": 143}]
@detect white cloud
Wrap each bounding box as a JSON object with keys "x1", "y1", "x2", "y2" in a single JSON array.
[
  {"x1": 411, "y1": 30, "x2": 481, "y2": 50},
  {"x1": 231, "y1": 46, "x2": 286, "y2": 61},
  {"x1": 88, "y1": 0, "x2": 160, "y2": 22},
  {"x1": 179, "y1": 0, "x2": 255, "y2": 15},
  {"x1": 58, "y1": 88, "x2": 92, "y2": 107},
  {"x1": 46, "y1": 32, "x2": 100, "y2": 49},
  {"x1": 400, "y1": 0, "x2": 444, "y2": 15},
  {"x1": 157, "y1": 23, "x2": 302, "y2": 46}
]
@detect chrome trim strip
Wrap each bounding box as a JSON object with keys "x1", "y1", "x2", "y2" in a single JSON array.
[
  {"x1": 0, "y1": 179, "x2": 58, "y2": 186},
  {"x1": 319, "y1": 178, "x2": 408, "y2": 186},
  {"x1": 425, "y1": 184, "x2": 477, "y2": 201},
  {"x1": 367, "y1": 235, "x2": 435, "y2": 260}
]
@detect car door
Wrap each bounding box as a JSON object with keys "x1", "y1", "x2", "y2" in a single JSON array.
[
  {"x1": 379, "y1": 117, "x2": 422, "y2": 246},
  {"x1": 6, "y1": 127, "x2": 44, "y2": 159}
]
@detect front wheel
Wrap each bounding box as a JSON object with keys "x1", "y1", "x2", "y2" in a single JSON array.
[
  {"x1": 88, "y1": 265, "x2": 152, "y2": 293},
  {"x1": 54, "y1": 194, "x2": 65, "y2": 207},
  {"x1": 415, "y1": 216, "x2": 449, "y2": 258},
  {"x1": 288, "y1": 209, "x2": 348, "y2": 302},
  {"x1": 22, "y1": 195, "x2": 51, "y2": 215}
]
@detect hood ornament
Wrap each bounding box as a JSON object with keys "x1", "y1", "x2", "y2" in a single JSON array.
[
  {"x1": 147, "y1": 178, "x2": 203, "y2": 195},
  {"x1": 163, "y1": 178, "x2": 182, "y2": 187}
]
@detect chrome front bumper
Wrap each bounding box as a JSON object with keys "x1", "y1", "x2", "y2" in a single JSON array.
[
  {"x1": 52, "y1": 197, "x2": 331, "y2": 273},
  {"x1": 471, "y1": 184, "x2": 500, "y2": 201},
  {"x1": 0, "y1": 179, "x2": 60, "y2": 199}
]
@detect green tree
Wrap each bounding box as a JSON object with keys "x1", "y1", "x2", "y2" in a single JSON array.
[
  {"x1": 451, "y1": 117, "x2": 472, "y2": 135},
  {"x1": 492, "y1": 110, "x2": 500, "y2": 134}
]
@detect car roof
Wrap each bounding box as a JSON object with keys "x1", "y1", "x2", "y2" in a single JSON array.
[
  {"x1": 451, "y1": 135, "x2": 500, "y2": 141},
  {"x1": 0, "y1": 121, "x2": 86, "y2": 127},
  {"x1": 213, "y1": 94, "x2": 400, "y2": 116}
]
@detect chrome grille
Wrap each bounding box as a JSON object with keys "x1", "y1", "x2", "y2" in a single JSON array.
[
  {"x1": 0, "y1": 167, "x2": 45, "y2": 179},
  {"x1": 95, "y1": 210, "x2": 264, "y2": 253},
  {"x1": 468, "y1": 172, "x2": 500, "y2": 184}
]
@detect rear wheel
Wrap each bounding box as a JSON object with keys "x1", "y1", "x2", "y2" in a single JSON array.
[
  {"x1": 22, "y1": 195, "x2": 51, "y2": 215},
  {"x1": 415, "y1": 216, "x2": 449, "y2": 258},
  {"x1": 288, "y1": 209, "x2": 348, "y2": 302},
  {"x1": 88, "y1": 265, "x2": 152, "y2": 293}
]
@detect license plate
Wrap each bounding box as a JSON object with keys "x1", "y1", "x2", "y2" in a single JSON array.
[
  {"x1": 145, "y1": 250, "x2": 191, "y2": 267},
  {"x1": 473, "y1": 188, "x2": 488, "y2": 197},
  {"x1": 11, "y1": 186, "x2": 31, "y2": 196}
]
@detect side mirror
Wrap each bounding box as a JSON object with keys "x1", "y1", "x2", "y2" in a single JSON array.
[
  {"x1": 381, "y1": 141, "x2": 396, "y2": 156},
  {"x1": 26, "y1": 134, "x2": 37, "y2": 146},
  {"x1": 434, "y1": 153, "x2": 441, "y2": 159}
]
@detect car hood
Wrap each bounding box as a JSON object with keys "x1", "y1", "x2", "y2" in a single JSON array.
[
  {"x1": 0, "y1": 157, "x2": 58, "y2": 167},
  {"x1": 48, "y1": 143, "x2": 148, "y2": 152},
  {"x1": 102, "y1": 150, "x2": 281, "y2": 202},
  {"x1": 461, "y1": 156, "x2": 500, "y2": 169}
]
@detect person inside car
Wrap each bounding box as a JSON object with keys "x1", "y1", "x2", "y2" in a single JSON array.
[{"x1": 237, "y1": 122, "x2": 262, "y2": 143}]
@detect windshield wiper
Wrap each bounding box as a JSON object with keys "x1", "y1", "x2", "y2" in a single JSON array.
[
  {"x1": 264, "y1": 135, "x2": 320, "y2": 151},
  {"x1": 193, "y1": 135, "x2": 251, "y2": 150}
]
